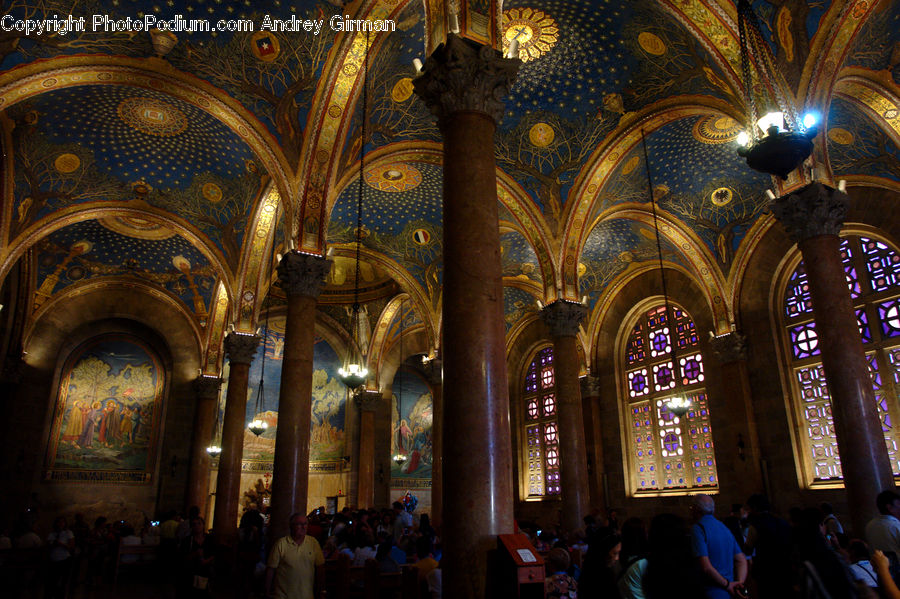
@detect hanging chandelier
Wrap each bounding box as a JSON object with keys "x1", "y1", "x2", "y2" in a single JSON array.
[
  {"x1": 392, "y1": 297, "x2": 407, "y2": 466},
  {"x1": 734, "y1": 0, "x2": 818, "y2": 180},
  {"x1": 248, "y1": 307, "x2": 271, "y2": 436},
  {"x1": 206, "y1": 391, "x2": 222, "y2": 457},
  {"x1": 642, "y1": 130, "x2": 691, "y2": 418},
  {"x1": 338, "y1": 29, "x2": 372, "y2": 391}
]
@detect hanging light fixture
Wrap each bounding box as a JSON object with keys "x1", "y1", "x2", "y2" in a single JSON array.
[
  {"x1": 734, "y1": 0, "x2": 817, "y2": 180},
  {"x1": 248, "y1": 307, "x2": 271, "y2": 436},
  {"x1": 206, "y1": 394, "x2": 222, "y2": 457},
  {"x1": 338, "y1": 29, "x2": 371, "y2": 390},
  {"x1": 392, "y1": 297, "x2": 407, "y2": 466},
  {"x1": 642, "y1": 130, "x2": 691, "y2": 418}
]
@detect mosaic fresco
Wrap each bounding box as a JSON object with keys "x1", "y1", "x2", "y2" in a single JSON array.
[
  {"x1": 501, "y1": 229, "x2": 543, "y2": 285},
  {"x1": 503, "y1": 286, "x2": 541, "y2": 333},
  {"x1": 827, "y1": 97, "x2": 900, "y2": 183},
  {"x1": 234, "y1": 318, "x2": 347, "y2": 464},
  {"x1": 34, "y1": 219, "x2": 216, "y2": 319},
  {"x1": 45, "y1": 334, "x2": 166, "y2": 483},
  {"x1": 390, "y1": 368, "x2": 433, "y2": 487},
  {"x1": 845, "y1": 0, "x2": 900, "y2": 79}
]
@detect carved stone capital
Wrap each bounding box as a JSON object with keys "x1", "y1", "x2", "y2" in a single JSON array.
[
  {"x1": 422, "y1": 358, "x2": 442, "y2": 387},
  {"x1": 276, "y1": 251, "x2": 331, "y2": 298},
  {"x1": 540, "y1": 300, "x2": 587, "y2": 338},
  {"x1": 354, "y1": 390, "x2": 382, "y2": 412},
  {"x1": 194, "y1": 375, "x2": 223, "y2": 400},
  {"x1": 580, "y1": 375, "x2": 600, "y2": 398},
  {"x1": 413, "y1": 33, "x2": 520, "y2": 124},
  {"x1": 709, "y1": 331, "x2": 748, "y2": 363},
  {"x1": 771, "y1": 182, "x2": 848, "y2": 243},
  {"x1": 224, "y1": 332, "x2": 260, "y2": 365}
]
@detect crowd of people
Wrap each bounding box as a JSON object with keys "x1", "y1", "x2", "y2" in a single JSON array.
[
  {"x1": 521, "y1": 489, "x2": 900, "y2": 599},
  {"x1": 8, "y1": 489, "x2": 900, "y2": 598},
  {"x1": 0, "y1": 499, "x2": 442, "y2": 599}
]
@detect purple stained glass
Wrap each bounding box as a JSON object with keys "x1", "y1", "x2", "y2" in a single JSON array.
[
  {"x1": 650, "y1": 329, "x2": 670, "y2": 355},
  {"x1": 858, "y1": 309, "x2": 871, "y2": 344},
  {"x1": 784, "y1": 265, "x2": 813, "y2": 318},
  {"x1": 840, "y1": 238, "x2": 861, "y2": 298},
  {"x1": 631, "y1": 372, "x2": 647, "y2": 394},
  {"x1": 663, "y1": 432, "x2": 680, "y2": 452},
  {"x1": 654, "y1": 363, "x2": 674, "y2": 389},
  {"x1": 878, "y1": 298, "x2": 900, "y2": 338},
  {"x1": 789, "y1": 322, "x2": 820, "y2": 359},
  {"x1": 862, "y1": 236, "x2": 900, "y2": 292},
  {"x1": 682, "y1": 356, "x2": 703, "y2": 384},
  {"x1": 627, "y1": 323, "x2": 645, "y2": 365}
]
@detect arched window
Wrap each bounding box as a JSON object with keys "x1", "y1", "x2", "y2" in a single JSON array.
[
  {"x1": 621, "y1": 304, "x2": 718, "y2": 494},
  {"x1": 523, "y1": 347, "x2": 560, "y2": 497},
  {"x1": 780, "y1": 234, "x2": 900, "y2": 486}
]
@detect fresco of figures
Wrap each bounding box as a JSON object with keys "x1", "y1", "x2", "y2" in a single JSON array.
[
  {"x1": 46, "y1": 334, "x2": 165, "y2": 483},
  {"x1": 238, "y1": 320, "x2": 347, "y2": 464},
  {"x1": 391, "y1": 371, "x2": 433, "y2": 483}
]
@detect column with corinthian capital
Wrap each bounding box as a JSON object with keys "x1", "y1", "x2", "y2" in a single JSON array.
[
  {"x1": 771, "y1": 182, "x2": 893, "y2": 533},
  {"x1": 187, "y1": 375, "x2": 222, "y2": 516},
  {"x1": 580, "y1": 375, "x2": 605, "y2": 513},
  {"x1": 413, "y1": 34, "x2": 519, "y2": 599},
  {"x1": 268, "y1": 251, "x2": 330, "y2": 543},
  {"x1": 541, "y1": 300, "x2": 590, "y2": 533},
  {"x1": 213, "y1": 332, "x2": 260, "y2": 547}
]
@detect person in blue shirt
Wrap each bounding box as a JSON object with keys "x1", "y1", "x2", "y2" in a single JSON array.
[{"x1": 689, "y1": 494, "x2": 748, "y2": 599}]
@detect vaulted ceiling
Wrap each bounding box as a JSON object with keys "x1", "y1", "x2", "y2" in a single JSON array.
[{"x1": 2, "y1": 0, "x2": 898, "y2": 375}]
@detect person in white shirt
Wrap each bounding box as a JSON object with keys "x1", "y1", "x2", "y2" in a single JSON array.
[{"x1": 866, "y1": 490, "x2": 900, "y2": 561}]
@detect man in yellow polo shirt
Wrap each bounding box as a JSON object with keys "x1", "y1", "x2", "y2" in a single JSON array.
[{"x1": 266, "y1": 513, "x2": 325, "y2": 599}]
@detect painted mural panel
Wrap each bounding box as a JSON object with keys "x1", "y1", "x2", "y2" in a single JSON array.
[
  {"x1": 45, "y1": 334, "x2": 166, "y2": 483},
  {"x1": 391, "y1": 370, "x2": 433, "y2": 489},
  {"x1": 240, "y1": 318, "x2": 347, "y2": 465}
]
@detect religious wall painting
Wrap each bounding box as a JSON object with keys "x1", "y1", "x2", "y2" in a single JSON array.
[
  {"x1": 240, "y1": 323, "x2": 347, "y2": 465},
  {"x1": 390, "y1": 370, "x2": 433, "y2": 487},
  {"x1": 45, "y1": 334, "x2": 166, "y2": 483}
]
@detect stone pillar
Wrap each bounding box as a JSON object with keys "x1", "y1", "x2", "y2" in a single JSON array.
[
  {"x1": 187, "y1": 375, "x2": 222, "y2": 516},
  {"x1": 355, "y1": 390, "x2": 381, "y2": 509},
  {"x1": 213, "y1": 332, "x2": 260, "y2": 546},
  {"x1": 580, "y1": 375, "x2": 605, "y2": 513},
  {"x1": 268, "y1": 251, "x2": 330, "y2": 543},
  {"x1": 414, "y1": 34, "x2": 519, "y2": 599},
  {"x1": 772, "y1": 182, "x2": 894, "y2": 533},
  {"x1": 708, "y1": 332, "x2": 764, "y2": 499},
  {"x1": 540, "y1": 301, "x2": 590, "y2": 533},
  {"x1": 424, "y1": 359, "x2": 443, "y2": 529}
]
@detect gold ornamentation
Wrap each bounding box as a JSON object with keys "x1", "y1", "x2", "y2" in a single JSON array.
[
  {"x1": 710, "y1": 187, "x2": 733, "y2": 207},
  {"x1": 638, "y1": 31, "x2": 666, "y2": 56},
  {"x1": 528, "y1": 122, "x2": 555, "y2": 147},
  {"x1": 365, "y1": 163, "x2": 422, "y2": 192},
  {"x1": 692, "y1": 115, "x2": 741, "y2": 144},
  {"x1": 827, "y1": 127, "x2": 854, "y2": 145},
  {"x1": 117, "y1": 97, "x2": 187, "y2": 137},
  {"x1": 622, "y1": 155, "x2": 640, "y2": 175},
  {"x1": 391, "y1": 78, "x2": 415, "y2": 103},
  {"x1": 502, "y1": 7, "x2": 559, "y2": 62},
  {"x1": 250, "y1": 31, "x2": 280, "y2": 62},
  {"x1": 99, "y1": 215, "x2": 175, "y2": 240},
  {"x1": 54, "y1": 153, "x2": 81, "y2": 174},
  {"x1": 202, "y1": 182, "x2": 223, "y2": 203}
]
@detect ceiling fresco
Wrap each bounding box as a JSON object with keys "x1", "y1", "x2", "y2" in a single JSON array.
[
  {"x1": 579, "y1": 218, "x2": 687, "y2": 307},
  {"x1": 826, "y1": 96, "x2": 900, "y2": 183},
  {"x1": 34, "y1": 218, "x2": 216, "y2": 320},
  {"x1": 2, "y1": 0, "x2": 899, "y2": 370},
  {"x1": 8, "y1": 85, "x2": 263, "y2": 268}
]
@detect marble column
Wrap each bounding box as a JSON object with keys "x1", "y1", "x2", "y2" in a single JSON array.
[
  {"x1": 772, "y1": 182, "x2": 893, "y2": 533},
  {"x1": 268, "y1": 251, "x2": 330, "y2": 543},
  {"x1": 708, "y1": 331, "x2": 764, "y2": 498},
  {"x1": 414, "y1": 34, "x2": 519, "y2": 599},
  {"x1": 187, "y1": 375, "x2": 222, "y2": 516},
  {"x1": 580, "y1": 375, "x2": 605, "y2": 513},
  {"x1": 355, "y1": 390, "x2": 381, "y2": 509},
  {"x1": 213, "y1": 332, "x2": 260, "y2": 546},
  {"x1": 541, "y1": 301, "x2": 590, "y2": 532},
  {"x1": 423, "y1": 359, "x2": 443, "y2": 529}
]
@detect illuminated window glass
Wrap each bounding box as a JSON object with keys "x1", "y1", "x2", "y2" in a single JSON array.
[
  {"x1": 783, "y1": 234, "x2": 900, "y2": 485},
  {"x1": 622, "y1": 305, "x2": 717, "y2": 494},
  {"x1": 523, "y1": 347, "x2": 561, "y2": 497}
]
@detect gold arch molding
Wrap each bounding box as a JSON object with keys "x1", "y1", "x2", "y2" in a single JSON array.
[{"x1": 0, "y1": 57, "x2": 295, "y2": 230}]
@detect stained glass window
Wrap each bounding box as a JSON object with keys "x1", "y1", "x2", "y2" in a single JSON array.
[
  {"x1": 523, "y1": 347, "x2": 561, "y2": 497},
  {"x1": 783, "y1": 234, "x2": 900, "y2": 485},
  {"x1": 623, "y1": 305, "x2": 717, "y2": 494}
]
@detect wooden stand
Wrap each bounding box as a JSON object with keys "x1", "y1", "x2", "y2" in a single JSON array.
[{"x1": 496, "y1": 534, "x2": 545, "y2": 598}]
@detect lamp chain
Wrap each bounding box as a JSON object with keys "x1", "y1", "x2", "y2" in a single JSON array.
[
  {"x1": 641, "y1": 129, "x2": 680, "y2": 389},
  {"x1": 350, "y1": 28, "x2": 370, "y2": 354}
]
